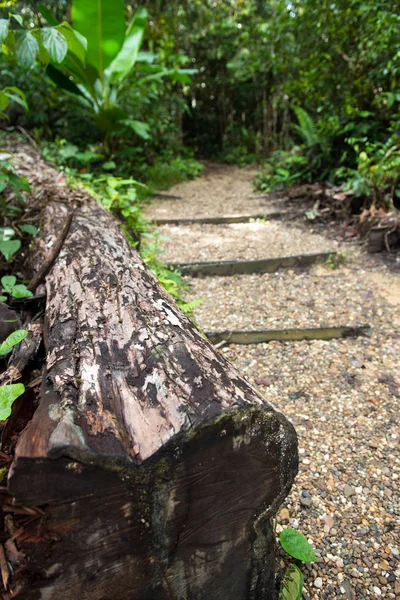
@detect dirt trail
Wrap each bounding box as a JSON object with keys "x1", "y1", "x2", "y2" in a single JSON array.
[{"x1": 145, "y1": 164, "x2": 400, "y2": 600}]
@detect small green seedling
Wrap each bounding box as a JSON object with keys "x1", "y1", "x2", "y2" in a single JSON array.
[
  {"x1": 304, "y1": 209, "x2": 321, "y2": 221},
  {"x1": 326, "y1": 252, "x2": 346, "y2": 269},
  {"x1": 0, "y1": 329, "x2": 28, "y2": 420},
  {"x1": 280, "y1": 528, "x2": 316, "y2": 562},
  {"x1": 0, "y1": 227, "x2": 21, "y2": 261},
  {"x1": 0, "y1": 222, "x2": 37, "y2": 262},
  {"x1": 279, "y1": 564, "x2": 304, "y2": 600},
  {"x1": 279, "y1": 528, "x2": 316, "y2": 599},
  {"x1": 19, "y1": 224, "x2": 38, "y2": 236},
  {"x1": 0, "y1": 383, "x2": 25, "y2": 420},
  {"x1": 0, "y1": 329, "x2": 28, "y2": 356},
  {"x1": 0, "y1": 275, "x2": 33, "y2": 302}
]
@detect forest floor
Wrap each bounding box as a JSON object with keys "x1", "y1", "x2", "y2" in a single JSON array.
[{"x1": 145, "y1": 164, "x2": 400, "y2": 600}]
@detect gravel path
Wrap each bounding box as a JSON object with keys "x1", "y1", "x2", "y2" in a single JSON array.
[
  {"x1": 153, "y1": 221, "x2": 337, "y2": 263},
  {"x1": 145, "y1": 162, "x2": 281, "y2": 219},
  {"x1": 187, "y1": 263, "x2": 379, "y2": 331},
  {"x1": 147, "y1": 164, "x2": 400, "y2": 599}
]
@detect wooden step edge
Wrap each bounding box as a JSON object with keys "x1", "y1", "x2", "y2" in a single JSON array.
[
  {"x1": 151, "y1": 193, "x2": 183, "y2": 200},
  {"x1": 168, "y1": 252, "x2": 335, "y2": 277},
  {"x1": 206, "y1": 325, "x2": 372, "y2": 345},
  {"x1": 152, "y1": 213, "x2": 286, "y2": 225}
]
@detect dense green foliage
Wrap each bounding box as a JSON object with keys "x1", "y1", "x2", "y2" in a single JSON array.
[
  {"x1": 0, "y1": 0, "x2": 398, "y2": 228},
  {"x1": 2, "y1": 1, "x2": 399, "y2": 202}
]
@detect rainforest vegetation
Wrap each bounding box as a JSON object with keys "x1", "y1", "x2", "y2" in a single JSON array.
[
  {"x1": 0, "y1": 3, "x2": 398, "y2": 598},
  {"x1": 0, "y1": 0, "x2": 399, "y2": 206},
  {"x1": 0, "y1": 0, "x2": 398, "y2": 341},
  {"x1": 0, "y1": 0, "x2": 397, "y2": 333}
]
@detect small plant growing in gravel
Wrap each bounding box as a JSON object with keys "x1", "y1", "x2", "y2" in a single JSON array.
[
  {"x1": 326, "y1": 251, "x2": 346, "y2": 269},
  {"x1": 279, "y1": 527, "x2": 316, "y2": 600}
]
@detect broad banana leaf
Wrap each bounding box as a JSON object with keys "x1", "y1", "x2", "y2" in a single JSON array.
[
  {"x1": 107, "y1": 7, "x2": 147, "y2": 84},
  {"x1": 72, "y1": 0, "x2": 125, "y2": 74},
  {"x1": 46, "y1": 64, "x2": 84, "y2": 97}
]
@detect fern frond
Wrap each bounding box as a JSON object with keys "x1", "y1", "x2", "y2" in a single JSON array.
[
  {"x1": 178, "y1": 297, "x2": 205, "y2": 315},
  {"x1": 293, "y1": 106, "x2": 320, "y2": 147}
]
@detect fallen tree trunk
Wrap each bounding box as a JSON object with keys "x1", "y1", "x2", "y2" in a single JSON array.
[{"x1": 3, "y1": 149, "x2": 298, "y2": 600}]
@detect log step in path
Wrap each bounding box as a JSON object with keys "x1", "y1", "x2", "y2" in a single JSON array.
[
  {"x1": 169, "y1": 252, "x2": 335, "y2": 277},
  {"x1": 149, "y1": 210, "x2": 371, "y2": 344},
  {"x1": 153, "y1": 212, "x2": 287, "y2": 225}
]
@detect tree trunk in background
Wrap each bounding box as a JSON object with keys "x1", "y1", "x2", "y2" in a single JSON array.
[
  {"x1": 262, "y1": 87, "x2": 271, "y2": 157},
  {"x1": 4, "y1": 148, "x2": 298, "y2": 600}
]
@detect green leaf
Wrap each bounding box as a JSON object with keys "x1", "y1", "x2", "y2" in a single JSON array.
[
  {"x1": 0, "y1": 239, "x2": 21, "y2": 261},
  {"x1": 279, "y1": 564, "x2": 304, "y2": 600},
  {"x1": 0, "y1": 90, "x2": 9, "y2": 113},
  {"x1": 277, "y1": 167, "x2": 290, "y2": 177},
  {"x1": 3, "y1": 87, "x2": 28, "y2": 112},
  {"x1": 0, "y1": 329, "x2": 28, "y2": 356},
  {"x1": 137, "y1": 51, "x2": 155, "y2": 63},
  {"x1": 305, "y1": 210, "x2": 320, "y2": 220},
  {"x1": 0, "y1": 228, "x2": 15, "y2": 242},
  {"x1": 41, "y1": 28, "x2": 68, "y2": 64},
  {"x1": 37, "y1": 3, "x2": 58, "y2": 26},
  {"x1": 11, "y1": 285, "x2": 33, "y2": 299},
  {"x1": 11, "y1": 14, "x2": 23, "y2": 27},
  {"x1": 359, "y1": 111, "x2": 374, "y2": 118},
  {"x1": 0, "y1": 19, "x2": 9, "y2": 44},
  {"x1": 1, "y1": 275, "x2": 16, "y2": 292},
  {"x1": 19, "y1": 224, "x2": 38, "y2": 236},
  {"x1": 123, "y1": 119, "x2": 151, "y2": 140},
  {"x1": 169, "y1": 69, "x2": 197, "y2": 84},
  {"x1": 56, "y1": 22, "x2": 87, "y2": 64},
  {"x1": 7, "y1": 171, "x2": 30, "y2": 192},
  {"x1": 280, "y1": 529, "x2": 316, "y2": 562},
  {"x1": 75, "y1": 150, "x2": 103, "y2": 163},
  {"x1": 58, "y1": 143, "x2": 79, "y2": 159},
  {"x1": 46, "y1": 64, "x2": 85, "y2": 97},
  {"x1": 0, "y1": 383, "x2": 25, "y2": 420},
  {"x1": 72, "y1": 0, "x2": 126, "y2": 73},
  {"x1": 0, "y1": 296, "x2": 7, "y2": 303},
  {"x1": 16, "y1": 31, "x2": 39, "y2": 69},
  {"x1": 108, "y1": 7, "x2": 147, "y2": 83},
  {"x1": 102, "y1": 160, "x2": 116, "y2": 170}
]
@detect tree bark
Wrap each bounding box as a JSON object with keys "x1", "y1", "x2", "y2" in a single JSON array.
[{"x1": 4, "y1": 149, "x2": 298, "y2": 600}]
